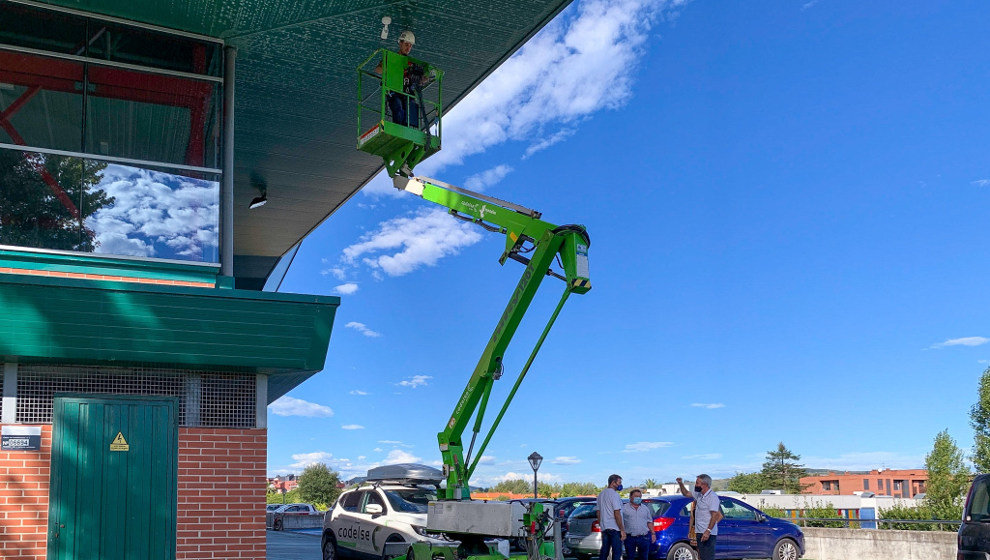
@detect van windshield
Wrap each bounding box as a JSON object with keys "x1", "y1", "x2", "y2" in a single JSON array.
[
  {"x1": 385, "y1": 488, "x2": 435, "y2": 513},
  {"x1": 968, "y1": 478, "x2": 990, "y2": 522}
]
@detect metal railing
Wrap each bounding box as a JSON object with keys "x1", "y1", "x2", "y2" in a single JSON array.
[{"x1": 784, "y1": 517, "x2": 960, "y2": 531}]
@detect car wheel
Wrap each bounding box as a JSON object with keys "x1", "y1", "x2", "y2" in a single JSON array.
[
  {"x1": 323, "y1": 533, "x2": 340, "y2": 560},
  {"x1": 382, "y1": 534, "x2": 405, "y2": 560},
  {"x1": 274, "y1": 518, "x2": 283, "y2": 531},
  {"x1": 666, "y1": 543, "x2": 697, "y2": 560},
  {"x1": 773, "y1": 538, "x2": 799, "y2": 560}
]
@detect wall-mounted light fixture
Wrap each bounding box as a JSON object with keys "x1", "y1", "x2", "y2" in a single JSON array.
[
  {"x1": 381, "y1": 16, "x2": 392, "y2": 40},
  {"x1": 249, "y1": 172, "x2": 268, "y2": 209}
]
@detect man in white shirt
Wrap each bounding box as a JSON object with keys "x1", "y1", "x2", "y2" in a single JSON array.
[
  {"x1": 620, "y1": 489, "x2": 655, "y2": 560},
  {"x1": 677, "y1": 474, "x2": 722, "y2": 560},
  {"x1": 596, "y1": 474, "x2": 625, "y2": 560}
]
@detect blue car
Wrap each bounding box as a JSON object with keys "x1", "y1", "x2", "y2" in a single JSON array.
[{"x1": 566, "y1": 495, "x2": 804, "y2": 560}]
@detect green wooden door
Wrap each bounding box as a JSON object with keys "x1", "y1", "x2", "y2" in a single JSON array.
[{"x1": 48, "y1": 395, "x2": 178, "y2": 560}]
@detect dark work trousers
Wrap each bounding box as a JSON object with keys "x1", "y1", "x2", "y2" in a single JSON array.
[
  {"x1": 624, "y1": 534, "x2": 650, "y2": 560},
  {"x1": 387, "y1": 92, "x2": 419, "y2": 128},
  {"x1": 697, "y1": 534, "x2": 716, "y2": 560},
  {"x1": 599, "y1": 529, "x2": 623, "y2": 560}
]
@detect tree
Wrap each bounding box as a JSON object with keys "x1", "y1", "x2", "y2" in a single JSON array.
[
  {"x1": 971, "y1": 367, "x2": 990, "y2": 473},
  {"x1": 0, "y1": 151, "x2": 112, "y2": 251},
  {"x1": 491, "y1": 479, "x2": 531, "y2": 494},
  {"x1": 298, "y1": 463, "x2": 342, "y2": 507},
  {"x1": 642, "y1": 479, "x2": 658, "y2": 489},
  {"x1": 761, "y1": 442, "x2": 807, "y2": 493},
  {"x1": 560, "y1": 482, "x2": 600, "y2": 497},
  {"x1": 727, "y1": 471, "x2": 766, "y2": 494},
  {"x1": 924, "y1": 429, "x2": 969, "y2": 521}
]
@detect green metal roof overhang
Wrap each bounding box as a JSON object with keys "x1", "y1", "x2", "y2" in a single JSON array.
[
  {"x1": 26, "y1": 0, "x2": 574, "y2": 288},
  {"x1": 0, "y1": 273, "x2": 339, "y2": 402}
]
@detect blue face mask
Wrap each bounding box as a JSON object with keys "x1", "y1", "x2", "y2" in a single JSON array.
[
  {"x1": 631, "y1": 497, "x2": 642, "y2": 505},
  {"x1": 616, "y1": 484, "x2": 623, "y2": 491}
]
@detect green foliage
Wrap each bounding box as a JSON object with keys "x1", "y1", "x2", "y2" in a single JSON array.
[
  {"x1": 539, "y1": 482, "x2": 562, "y2": 498},
  {"x1": 800, "y1": 500, "x2": 847, "y2": 528},
  {"x1": 560, "y1": 482, "x2": 601, "y2": 497},
  {"x1": 971, "y1": 367, "x2": 990, "y2": 473},
  {"x1": 492, "y1": 479, "x2": 531, "y2": 494},
  {"x1": 642, "y1": 479, "x2": 658, "y2": 489},
  {"x1": 879, "y1": 503, "x2": 962, "y2": 532},
  {"x1": 727, "y1": 471, "x2": 766, "y2": 494},
  {"x1": 0, "y1": 151, "x2": 112, "y2": 251},
  {"x1": 267, "y1": 487, "x2": 301, "y2": 504},
  {"x1": 925, "y1": 429, "x2": 970, "y2": 515},
  {"x1": 298, "y1": 463, "x2": 343, "y2": 506},
  {"x1": 760, "y1": 442, "x2": 808, "y2": 494},
  {"x1": 760, "y1": 506, "x2": 786, "y2": 518}
]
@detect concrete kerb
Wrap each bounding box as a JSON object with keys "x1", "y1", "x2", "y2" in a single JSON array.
[{"x1": 802, "y1": 527, "x2": 956, "y2": 560}]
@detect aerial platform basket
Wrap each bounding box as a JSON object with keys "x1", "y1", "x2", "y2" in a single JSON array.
[{"x1": 357, "y1": 48, "x2": 443, "y2": 177}]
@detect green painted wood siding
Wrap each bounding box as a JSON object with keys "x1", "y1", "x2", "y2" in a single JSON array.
[{"x1": 0, "y1": 273, "x2": 339, "y2": 375}]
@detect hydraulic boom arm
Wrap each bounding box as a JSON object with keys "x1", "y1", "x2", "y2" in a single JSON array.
[{"x1": 392, "y1": 175, "x2": 591, "y2": 500}]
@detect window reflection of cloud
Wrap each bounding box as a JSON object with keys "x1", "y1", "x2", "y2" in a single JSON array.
[{"x1": 87, "y1": 164, "x2": 219, "y2": 262}]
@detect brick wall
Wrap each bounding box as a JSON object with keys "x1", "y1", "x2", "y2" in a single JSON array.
[
  {"x1": 0, "y1": 424, "x2": 267, "y2": 560},
  {"x1": 0, "y1": 424, "x2": 51, "y2": 560},
  {"x1": 178, "y1": 427, "x2": 267, "y2": 560}
]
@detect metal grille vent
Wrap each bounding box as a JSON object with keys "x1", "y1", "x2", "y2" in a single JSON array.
[{"x1": 15, "y1": 365, "x2": 256, "y2": 428}]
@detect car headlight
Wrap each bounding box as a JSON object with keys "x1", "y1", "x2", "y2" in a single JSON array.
[{"x1": 413, "y1": 525, "x2": 429, "y2": 537}]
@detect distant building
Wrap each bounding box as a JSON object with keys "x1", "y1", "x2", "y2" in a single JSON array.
[
  {"x1": 269, "y1": 475, "x2": 299, "y2": 493},
  {"x1": 800, "y1": 469, "x2": 927, "y2": 498}
]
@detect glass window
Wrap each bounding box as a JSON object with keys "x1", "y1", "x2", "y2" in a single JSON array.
[
  {"x1": 340, "y1": 492, "x2": 362, "y2": 512},
  {"x1": 679, "y1": 502, "x2": 694, "y2": 517},
  {"x1": 864, "y1": 479, "x2": 869, "y2": 490},
  {"x1": 0, "y1": 148, "x2": 219, "y2": 262},
  {"x1": 645, "y1": 501, "x2": 670, "y2": 517},
  {"x1": 0, "y1": 4, "x2": 222, "y2": 168},
  {"x1": 570, "y1": 503, "x2": 598, "y2": 520},
  {"x1": 719, "y1": 499, "x2": 756, "y2": 521},
  {"x1": 384, "y1": 488, "x2": 436, "y2": 514},
  {"x1": 364, "y1": 491, "x2": 387, "y2": 514},
  {"x1": 967, "y1": 479, "x2": 990, "y2": 522}
]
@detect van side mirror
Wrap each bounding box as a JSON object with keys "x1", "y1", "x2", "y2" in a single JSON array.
[{"x1": 366, "y1": 504, "x2": 383, "y2": 515}]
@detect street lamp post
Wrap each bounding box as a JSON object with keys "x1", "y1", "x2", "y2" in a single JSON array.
[{"x1": 528, "y1": 452, "x2": 543, "y2": 499}]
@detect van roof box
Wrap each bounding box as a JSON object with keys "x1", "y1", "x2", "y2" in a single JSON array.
[{"x1": 366, "y1": 463, "x2": 443, "y2": 485}]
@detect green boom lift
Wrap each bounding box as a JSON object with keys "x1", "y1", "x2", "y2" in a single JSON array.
[{"x1": 359, "y1": 50, "x2": 591, "y2": 560}]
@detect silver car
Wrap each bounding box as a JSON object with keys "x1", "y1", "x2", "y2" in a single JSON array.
[{"x1": 566, "y1": 500, "x2": 666, "y2": 560}]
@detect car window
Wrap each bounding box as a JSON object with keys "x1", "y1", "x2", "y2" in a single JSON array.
[
  {"x1": 384, "y1": 487, "x2": 436, "y2": 513},
  {"x1": 341, "y1": 491, "x2": 363, "y2": 512},
  {"x1": 645, "y1": 501, "x2": 671, "y2": 517},
  {"x1": 968, "y1": 478, "x2": 990, "y2": 522},
  {"x1": 570, "y1": 503, "x2": 598, "y2": 520},
  {"x1": 364, "y1": 491, "x2": 387, "y2": 514},
  {"x1": 679, "y1": 502, "x2": 694, "y2": 517},
  {"x1": 720, "y1": 499, "x2": 757, "y2": 521}
]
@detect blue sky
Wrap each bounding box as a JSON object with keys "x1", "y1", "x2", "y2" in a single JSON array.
[{"x1": 265, "y1": 0, "x2": 990, "y2": 487}]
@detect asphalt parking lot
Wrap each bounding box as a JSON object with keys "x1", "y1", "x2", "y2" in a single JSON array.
[{"x1": 268, "y1": 529, "x2": 322, "y2": 560}]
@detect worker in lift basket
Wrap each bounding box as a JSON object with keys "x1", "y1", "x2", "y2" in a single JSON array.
[{"x1": 374, "y1": 30, "x2": 430, "y2": 129}]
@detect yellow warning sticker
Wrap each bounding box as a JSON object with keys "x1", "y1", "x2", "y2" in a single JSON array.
[{"x1": 109, "y1": 432, "x2": 129, "y2": 452}]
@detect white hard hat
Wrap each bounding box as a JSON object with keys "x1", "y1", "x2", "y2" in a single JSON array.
[{"x1": 398, "y1": 30, "x2": 415, "y2": 46}]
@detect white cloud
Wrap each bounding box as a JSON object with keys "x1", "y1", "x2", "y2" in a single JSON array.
[
  {"x1": 552, "y1": 456, "x2": 582, "y2": 465},
  {"x1": 398, "y1": 375, "x2": 433, "y2": 388},
  {"x1": 378, "y1": 440, "x2": 413, "y2": 448},
  {"x1": 930, "y1": 336, "x2": 990, "y2": 349},
  {"x1": 346, "y1": 321, "x2": 381, "y2": 337},
  {"x1": 691, "y1": 403, "x2": 725, "y2": 409},
  {"x1": 334, "y1": 283, "x2": 359, "y2": 295},
  {"x1": 385, "y1": 449, "x2": 422, "y2": 464},
  {"x1": 464, "y1": 165, "x2": 514, "y2": 191},
  {"x1": 801, "y1": 0, "x2": 820, "y2": 9},
  {"x1": 268, "y1": 396, "x2": 334, "y2": 418},
  {"x1": 361, "y1": 0, "x2": 682, "y2": 196},
  {"x1": 358, "y1": 455, "x2": 367, "y2": 460},
  {"x1": 339, "y1": 209, "x2": 483, "y2": 277},
  {"x1": 373, "y1": 447, "x2": 384, "y2": 453},
  {"x1": 623, "y1": 441, "x2": 674, "y2": 452},
  {"x1": 342, "y1": 424, "x2": 365, "y2": 430},
  {"x1": 523, "y1": 128, "x2": 576, "y2": 159},
  {"x1": 974, "y1": 179, "x2": 990, "y2": 187},
  {"x1": 287, "y1": 451, "x2": 335, "y2": 470},
  {"x1": 683, "y1": 453, "x2": 722, "y2": 460},
  {"x1": 478, "y1": 455, "x2": 496, "y2": 464},
  {"x1": 350, "y1": 390, "x2": 369, "y2": 396}
]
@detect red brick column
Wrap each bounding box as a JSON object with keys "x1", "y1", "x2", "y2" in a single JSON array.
[
  {"x1": 177, "y1": 427, "x2": 267, "y2": 560},
  {"x1": 0, "y1": 424, "x2": 51, "y2": 560}
]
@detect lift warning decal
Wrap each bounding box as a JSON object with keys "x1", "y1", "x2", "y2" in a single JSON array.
[{"x1": 110, "y1": 432, "x2": 129, "y2": 452}]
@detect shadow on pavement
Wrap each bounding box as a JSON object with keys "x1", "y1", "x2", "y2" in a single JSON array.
[{"x1": 267, "y1": 529, "x2": 322, "y2": 560}]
